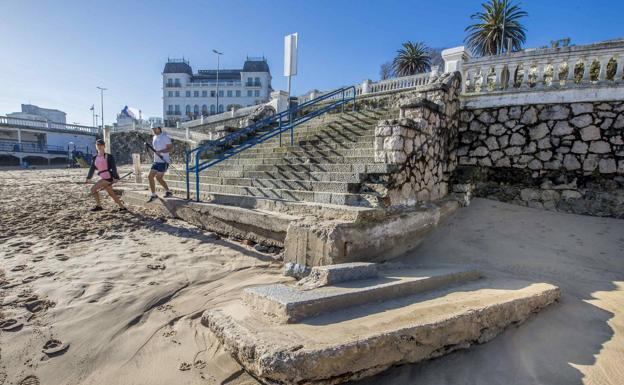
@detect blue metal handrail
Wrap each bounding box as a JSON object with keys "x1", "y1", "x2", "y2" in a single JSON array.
[{"x1": 185, "y1": 86, "x2": 356, "y2": 200}]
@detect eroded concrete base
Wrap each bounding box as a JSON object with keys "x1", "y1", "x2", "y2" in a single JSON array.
[
  {"x1": 120, "y1": 188, "x2": 460, "y2": 266},
  {"x1": 203, "y1": 277, "x2": 560, "y2": 385}
]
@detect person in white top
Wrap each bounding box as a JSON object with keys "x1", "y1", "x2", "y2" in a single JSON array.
[{"x1": 147, "y1": 126, "x2": 173, "y2": 202}]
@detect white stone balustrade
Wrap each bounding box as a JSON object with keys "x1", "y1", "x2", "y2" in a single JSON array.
[{"x1": 460, "y1": 40, "x2": 624, "y2": 94}]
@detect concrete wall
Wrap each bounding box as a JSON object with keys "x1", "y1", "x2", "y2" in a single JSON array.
[
  {"x1": 110, "y1": 131, "x2": 190, "y2": 165},
  {"x1": 455, "y1": 100, "x2": 624, "y2": 217},
  {"x1": 47, "y1": 131, "x2": 94, "y2": 150}
]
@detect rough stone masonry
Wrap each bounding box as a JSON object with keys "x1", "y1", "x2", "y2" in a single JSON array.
[{"x1": 455, "y1": 101, "x2": 624, "y2": 217}]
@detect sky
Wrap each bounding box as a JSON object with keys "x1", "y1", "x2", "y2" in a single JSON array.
[{"x1": 0, "y1": 0, "x2": 622, "y2": 126}]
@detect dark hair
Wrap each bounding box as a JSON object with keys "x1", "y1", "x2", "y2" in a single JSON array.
[{"x1": 96, "y1": 139, "x2": 105, "y2": 145}]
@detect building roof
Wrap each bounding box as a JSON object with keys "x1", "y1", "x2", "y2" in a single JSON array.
[
  {"x1": 194, "y1": 69, "x2": 242, "y2": 81},
  {"x1": 243, "y1": 59, "x2": 270, "y2": 73},
  {"x1": 163, "y1": 60, "x2": 193, "y2": 75}
]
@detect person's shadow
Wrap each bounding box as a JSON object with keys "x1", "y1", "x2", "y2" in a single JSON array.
[{"x1": 347, "y1": 198, "x2": 622, "y2": 385}]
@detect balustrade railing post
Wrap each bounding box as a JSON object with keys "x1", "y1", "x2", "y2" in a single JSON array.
[
  {"x1": 521, "y1": 62, "x2": 531, "y2": 89},
  {"x1": 598, "y1": 56, "x2": 610, "y2": 83},
  {"x1": 494, "y1": 64, "x2": 505, "y2": 90},
  {"x1": 507, "y1": 63, "x2": 518, "y2": 89},
  {"x1": 535, "y1": 61, "x2": 546, "y2": 89},
  {"x1": 581, "y1": 58, "x2": 591, "y2": 84},
  {"x1": 566, "y1": 58, "x2": 577, "y2": 85}
]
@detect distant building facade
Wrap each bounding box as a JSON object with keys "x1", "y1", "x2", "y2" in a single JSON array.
[
  {"x1": 7, "y1": 104, "x2": 67, "y2": 124},
  {"x1": 162, "y1": 57, "x2": 272, "y2": 126}
]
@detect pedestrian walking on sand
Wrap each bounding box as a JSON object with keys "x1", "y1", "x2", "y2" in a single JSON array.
[
  {"x1": 147, "y1": 126, "x2": 173, "y2": 202},
  {"x1": 85, "y1": 138, "x2": 126, "y2": 212}
]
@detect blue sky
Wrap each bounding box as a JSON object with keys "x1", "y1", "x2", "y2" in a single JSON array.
[{"x1": 1, "y1": 0, "x2": 622, "y2": 126}]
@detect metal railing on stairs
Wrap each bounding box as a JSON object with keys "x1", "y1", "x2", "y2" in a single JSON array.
[{"x1": 185, "y1": 86, "x2": 356, "y2": 201}]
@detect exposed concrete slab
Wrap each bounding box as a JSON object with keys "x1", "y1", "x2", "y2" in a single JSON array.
[
  {"x1": 296, "y1": 262, "x2": 378, "y2": 289},
  {"x1": 243, "y1": 267, "x2": 480, "y2": 323},
  {"x1": 284, "y1": 199, "x2": 460, "y2": 266},
  {"x1": 203, "y1": 278, "x2": 560, "y2": 385}
]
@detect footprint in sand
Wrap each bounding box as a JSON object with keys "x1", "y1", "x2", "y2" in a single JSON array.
[
  {"x1": 39, "y1": 271, "x2": 55, "y2": 277},
  {"x1": 24, "y1": 299, "x2": 55, "y2": 313},
  {"x1": 148, "y1": 281, "x2": 160, "y2": 286},
  {"x1": 55, "y1": 255, "x2": 69, "y2": 261},
  {"x1": 11, "y1": 265, "x2": 27, "y2": 272},
  {"x1": 163, "y1": 330, "x2": 176, "y2": 337},
  {"x1": 179, "y1": 362, "x2": 192, "y2": 371},
  {"x1": 0, "y1": 319, "x2": 24, "y2": 332},
  {"x1": 18, "y1": 375, "x2": 39, "y2": 385},
  {"x1": 194, "y1": 360, "x2": 207, "y2": 369},
  {"x1": 42, "y1": 339, "x2": 70, "y2": 356},
  {"x1": 31, "y1": 256, "x2": 44, "y2": 263},
  {"x1": 22, "y1": 276, "x2": 39, "y2": 284},
  {"x1": 140, "y1": 252, "x2": 152, "y2": 258},
  {"x1": 147, "y1": 264, "x2": 166, "y2": 270}
]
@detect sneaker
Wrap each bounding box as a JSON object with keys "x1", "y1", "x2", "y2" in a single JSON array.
[
  {"x1": 146, "y1": 195, "x2": 157, "y2": 203},
  {"x1": 115, "y1": 206, "x2": 128, "y2": 212},
  {"x1": 164, "y1": 190, "x2": 173, "y2": 198},
  {"x1": 90, "y1": 205, "x2": 103, "y2": 212}
]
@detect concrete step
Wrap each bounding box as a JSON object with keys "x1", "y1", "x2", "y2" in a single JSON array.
[
  {"x1": 204, "y1": 162, "x2": 396, "y2": 174},
  {"x1": 244, "y1": 267, "x2": 482, "y2": 323},
  {"x1": 232, "y1": 148, "x2": 374, "y2": 159},
  {"x1": 164, "y1": 180, "x2": 381, "y2": 207},
  {"x1": 121, "y1": 190, "x2": 298, "y2": 246},
  {"x1": 242, "y1": 141, "x2": 374, "y2": 153},
  {"x1": 218, "y1": 156, "x2": 376, "y2": 166},
  {"x1": 173, "y1": 176, "x2": 361, "y2": 193},
  {"x1": 177, "y1": 170, "x2": 364, "y2": 183},
  {"x1": 203, "y1": 277, "x2": 560, "y2": 385}
]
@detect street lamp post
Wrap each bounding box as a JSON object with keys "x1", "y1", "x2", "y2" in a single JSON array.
[
  {"x1": 212, "y1": 49, "x2": 223, "y2": 114},
  {"x1": 97, "y1": 86, "x2": 107, "y2": 130}
]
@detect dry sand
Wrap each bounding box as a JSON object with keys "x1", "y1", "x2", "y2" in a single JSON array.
[{"x1": 1, "y1": 168, "x2": 623, "y2": 385}]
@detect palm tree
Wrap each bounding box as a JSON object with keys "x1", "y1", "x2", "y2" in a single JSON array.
[
  {"x1": 392, "y1": 41, "x2": 431, "y2": 77},
  {"x1": 465, "y1": 0, "x2": 528, "y2": 56}
]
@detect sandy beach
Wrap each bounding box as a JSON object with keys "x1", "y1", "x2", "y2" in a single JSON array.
[{"x1": 1, "y1": 168, "x2": 623, "y2": 385}]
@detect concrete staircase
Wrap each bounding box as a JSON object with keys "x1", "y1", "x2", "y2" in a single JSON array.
[{"x1": 163, "y1": 109, "x2": 395, "y2": 207}]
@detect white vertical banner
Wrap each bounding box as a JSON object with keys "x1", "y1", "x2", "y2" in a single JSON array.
[{"x1": 284, "y1": 33, "x2": 298, "y2": 77}]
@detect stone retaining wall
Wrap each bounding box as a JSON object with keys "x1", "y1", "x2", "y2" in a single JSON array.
[
  {"x1": 455, "y1": 100, "x2": 624, "y2": 217},
  {"x1": 372, "y1": 72, "x2": 461, "y2": 206}
]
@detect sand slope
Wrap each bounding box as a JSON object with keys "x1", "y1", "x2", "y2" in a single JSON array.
[{"x1": 1, "y1": 169, "x2": 623, "y2": 385}]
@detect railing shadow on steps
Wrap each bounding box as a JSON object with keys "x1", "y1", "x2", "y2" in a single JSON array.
[{"x1": 185, "y1": 86, "x2": 356, "y2": 201}]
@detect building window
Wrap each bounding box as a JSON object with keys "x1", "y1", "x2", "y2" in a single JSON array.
[
  {"x1": 175, "y1": 105, "x2": 180, "y2": 114},
  {"x1": 246, "y1": 77, "x2": 253, "y2": 86},
  {"x1": 210, "y1": 105, "x2": 216, "y2": 114},
  {"x1": 202, "y1": 105, "x2": 208, "y2": 115},
  {"x1": 254, "y1": 90, "x2": 260, "y2": 97},
  {"x1": 236, "y1": 90, "x2": 241, "y2": 97},
  {"x1": 193, "y1": 105, "x2": 199, "y2": 116},
  {"x1": 174, "y1": 78, "x2": 181, "y2": 86},
  {"x1": 194, "y1": 91, "x2": 199, "y2": 97},
  {"x1": 185, "y1": 105, "x2": 191, "y2": 115},
  {"x1": 218, "y1": 104, "x2": 224, "y2": 113},
  {"x1": 227, "y1": 90, "x2": 232, "y2": 97},
  {"x1": 211, "y1": 90, "x2": 216, "y2": 97},
  {"x1": 167, "y1": 79, "x2": 173, "y2": 87},
  {"x1": 175, "y1": 91, "x2": 180, "y2": 97},
  {"x1": 254, "y1": 77, "x2": 261, "y2": 86},
  {"x1": 186, "y1": 91, "x2": 191, "y2": 97},
  {"x1": 167, "y1": 105, "x2": 173, "y2": 114},
  {"x1": 168, "y1": 91, "x2": 173, "y2": 97},
  {"x1": 202, "y1": 91, "x2": 207, "y2": 97},
  {"x1": 218, "y1": 90, "x2": 224, "y2": 97},
  {"x1": 247, "y1": 90, "x2": 252, "y2": 97}
]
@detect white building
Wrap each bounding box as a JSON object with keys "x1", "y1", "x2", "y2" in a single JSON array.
[
  {"x1": 162, "y1": 57, "x2": 272, "y2": 126},
  {"x1": 7, "y1": 104, "x2": 67, "y2": 124}
]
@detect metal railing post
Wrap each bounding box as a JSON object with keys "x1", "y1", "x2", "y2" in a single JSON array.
[
  {"x1": 195, "y1": 151, "x2": 200, "y2": 202},
  {"x1": 185, "y1": 151, "x2": 190, "y2": 200},
  {"x1": 342, "y1": 90, "x2": 345, "y2": 113}
]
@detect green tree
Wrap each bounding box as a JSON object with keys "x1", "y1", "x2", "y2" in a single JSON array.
[
  {"x1": 392, "y1": 41, "x2": 431, "y2": 77},
  {"x1": 465, "y1": 0, "x2": 528, "y2": 56}
]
